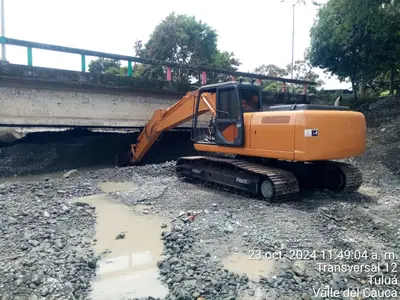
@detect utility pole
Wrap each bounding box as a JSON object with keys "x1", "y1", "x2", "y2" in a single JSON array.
[
  {"x1": 291, "y1": 3, "x2": 295, "y2": 81},
  {"x1": 291, "y1": 2, "x2": 296, "y2": 93},
  {"x1": 1, "y1": 0, "x2": 5, "y2": 62}
]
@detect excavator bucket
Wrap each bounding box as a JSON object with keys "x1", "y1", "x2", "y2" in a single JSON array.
[{"x1": 116, "y1": 131, "x2": 197, "y2": 167}]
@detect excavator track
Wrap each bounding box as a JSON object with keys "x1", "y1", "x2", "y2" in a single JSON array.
[
  {"x1": 176, "y1": 156, "x2": 300, "y2": 202},
  {"x1": 320, "y1": 161, "x2": 363, "y2": 193},
  {"x1": 286, "y1": 160, "x2": 363, "y2": 194}
]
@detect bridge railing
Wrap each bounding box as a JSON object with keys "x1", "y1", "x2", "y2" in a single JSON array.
[{"x1": 0, "y1": 37, "x2": 315, "y2": 93}]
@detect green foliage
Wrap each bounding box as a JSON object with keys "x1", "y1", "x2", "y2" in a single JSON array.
[
  {"x1": 254, "y1": 64, "x2": 288, "y2": 77},
  {"x1": 253, "y1": 60, "x2": 324, "y2": 93},
  {"x1": 207, "y1": 51, "x2": 240, "y2": 83},
  {"x1": 380, "y1": 89, "x2": 397, "y2": 96},
  {"x1": 286, "y1": 60, "x2": 324, "y2": 93},
  {"x1": 307, "y1": 0, "x2": 400, "y2": 100},
  {"x1": 263, "y1": 82, "x2": 284, "y2": 92},
  {"x1": 132, "y1": 63, "x2": 145, "y2": 78},
  {"x1": 88, "y1": 58, "x2": 129, "y2": 76},
  {"x1": 88, "y1": 58, "x2": 125, "y2": 76},
  {"x1": 135, "y1": 12, "x2": 240, "y2": 83},
  {"x1": 253, "y1": 64, "x2": 288, "y2": 92}
]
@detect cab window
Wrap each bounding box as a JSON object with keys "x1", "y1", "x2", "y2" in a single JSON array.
[
  {"x1": 217, "y1": 88, "x2": 240, "y2": 120},
  {"x1": 240, "y1": 89, "x2": 260, "y2": 112}
]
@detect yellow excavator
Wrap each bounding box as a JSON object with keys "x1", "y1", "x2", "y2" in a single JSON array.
[{"x1": 128, "y1": 81, "x2": 366, "y2": 202}]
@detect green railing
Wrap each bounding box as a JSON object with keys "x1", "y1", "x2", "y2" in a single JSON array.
[{"x1": 0, "y1": 36, "x2": 316, "y2": 88}]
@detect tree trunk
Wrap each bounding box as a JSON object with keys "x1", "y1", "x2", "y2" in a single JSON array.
[
  {"x1": 359, "y1": 73, "x2": 367, "y2": 97},
  {"x1": 389, "y1": 65, "x2": 395, "y2": 95},
  {"x1": 351, "y1": 77, "x2": 358, "y2": 102}
]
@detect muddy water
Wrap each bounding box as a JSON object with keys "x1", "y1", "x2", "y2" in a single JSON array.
[
  {"x1": 222, "y1": 253, "x2": 280, "y2": 300},
  {"x1": 74, "y1": 182, "x2": 169, "y2": 300},
  {"x1": 222, "y1": 252, "x2": 279, "y2": 280}
]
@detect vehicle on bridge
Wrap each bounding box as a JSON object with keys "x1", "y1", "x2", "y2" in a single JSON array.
[{"x1": 128, "y1": 80, "x2": 366, "y2": 202}]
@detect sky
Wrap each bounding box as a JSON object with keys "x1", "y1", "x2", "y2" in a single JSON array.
[{"x1": 2, "y1": 0, "x2": 351, "y2": 90}]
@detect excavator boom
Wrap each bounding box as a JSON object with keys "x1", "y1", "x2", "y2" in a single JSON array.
[{"x1": 130, "y1": 89, "x2": 216, "y2": 163}]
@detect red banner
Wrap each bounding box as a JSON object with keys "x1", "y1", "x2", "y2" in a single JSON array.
[
  {"x1": 201, "y1": 71, "x2": 207, "y2": 85},
  {"x1": 167, "y1": 67, "x2": 172, "y2": 81}
]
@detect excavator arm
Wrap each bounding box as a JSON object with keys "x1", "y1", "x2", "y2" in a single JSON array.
[{"x1": 130, "y1": 89, "x2": 216, "y2": 163}]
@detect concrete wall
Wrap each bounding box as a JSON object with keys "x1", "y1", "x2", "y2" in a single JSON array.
[{"x1": 0, "y1": 84, "x2": 188, "y2": 128}]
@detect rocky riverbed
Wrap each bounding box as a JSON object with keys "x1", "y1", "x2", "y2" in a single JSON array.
[
  {"x1": 1, "y1": 158, "x2": 399, "y2": 300},
  {"x1": 0, "y1": 96, "x2": 400, "y2": 300}
]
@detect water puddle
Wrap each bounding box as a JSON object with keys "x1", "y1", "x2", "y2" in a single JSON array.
[
  {"x1": 74, "y1": 193, "x2": 169, "y2": 300},
  {"x1": 359, "y1": 185, "x2": 380, "y2": 198},
  {"x1": 221, "y1": 252, "x2": 280, "y2": 299},
  {"x1": 222, "y1": 252, "x2": 279, "y2": 281}
]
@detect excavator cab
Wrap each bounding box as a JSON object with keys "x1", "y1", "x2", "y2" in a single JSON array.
[{"x1": 192, "y1": 81, "x2": 263, "y2": 147}]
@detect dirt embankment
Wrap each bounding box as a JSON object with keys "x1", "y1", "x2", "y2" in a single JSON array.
[
  {"x1": 355, "y1": 96, "x2": 400, "y2": 184},
  {"x1": 0, "y1": 129, "x2": 197, "y2": 178}
]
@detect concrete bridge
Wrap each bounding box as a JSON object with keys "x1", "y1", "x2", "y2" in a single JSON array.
[
  {"x1": 0, "y1": 63, "x2": 191, "y2": 128},
  {"x1": 0, "y1": 38, "x2": 316, "y2": 130}
]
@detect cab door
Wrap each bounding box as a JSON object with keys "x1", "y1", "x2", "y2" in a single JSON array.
[{"x1": 215, "y1": 86, "x2": 244, "y2": 147}]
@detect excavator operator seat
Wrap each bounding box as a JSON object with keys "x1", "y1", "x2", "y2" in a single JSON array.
[{"x1": 240, "y1": 88, "x2": 260, "y2": 112}]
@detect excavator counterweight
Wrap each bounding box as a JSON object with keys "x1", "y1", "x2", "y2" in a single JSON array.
[{"x1": 129, "y1": 81, "x2": 366, "y2": 202}]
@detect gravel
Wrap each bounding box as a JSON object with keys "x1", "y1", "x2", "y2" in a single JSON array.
[
  {"x1": 0, "y1": 181, "x2": 98, "y2": 300},
  {"x1": 0, "y1": 96, "x2": 399, "y2": 299}
]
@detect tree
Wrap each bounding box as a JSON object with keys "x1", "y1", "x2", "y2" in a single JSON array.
[
  {"x1": 254, "y1": 64, "x2": 288, "y2": 77},
  {"x1": 253, "y1": 60, "x2": 323, "y2": 93},
  {"x1": 88, "y1": 58, "x2": 128, "y2": 76},
  {"x1": 253, "y1": 64, "x2": 288, "y2": 92},
  {"x1": 307, "y1": 0, "x2": 400, "y2": 100},
  {"x1": 286, "y1": 59, "x2": 324, "y2": 93},
  {"x1": 135, "y1": 12, "x2": 240, "y2": 83}
]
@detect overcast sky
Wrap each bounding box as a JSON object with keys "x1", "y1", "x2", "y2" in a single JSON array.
[{"x1": 2, "y1": 0, "x2": 350, "y2": 89}]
